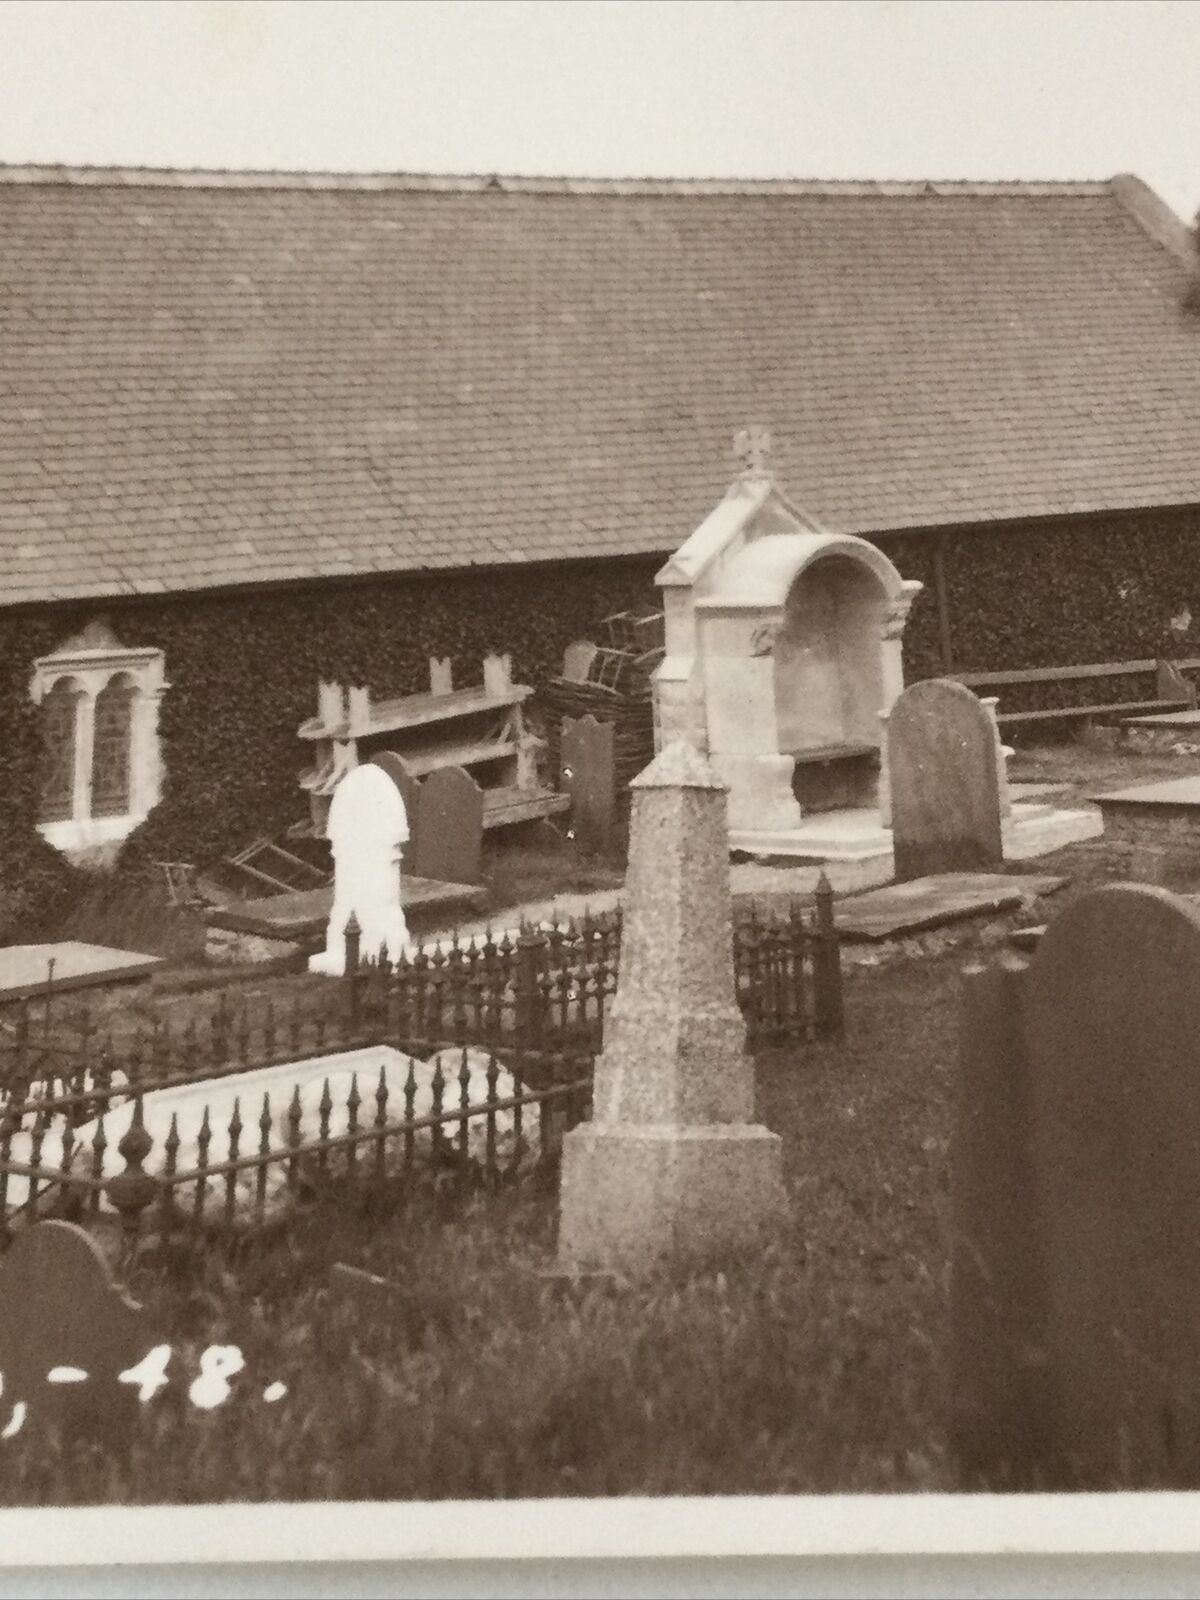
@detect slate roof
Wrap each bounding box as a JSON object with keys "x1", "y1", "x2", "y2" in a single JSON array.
[{"x1": 1, "y1": 167, "x2": 1198, "y2": 607}]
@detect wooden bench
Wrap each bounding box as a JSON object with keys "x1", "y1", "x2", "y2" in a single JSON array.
[{"x1": 950, "y1": 658, "x2": 1199, "y2": 730}]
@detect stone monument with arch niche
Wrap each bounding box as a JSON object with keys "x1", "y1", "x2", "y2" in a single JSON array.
[{"x1": 652, "y1": 433, "x2": 1103, "y2": 868}]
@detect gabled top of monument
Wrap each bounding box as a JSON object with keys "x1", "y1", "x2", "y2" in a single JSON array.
[
  {"x1": 630, "y1": 739, "x2": 729, "y2": 791},
  {"x1": 656, "y1": 431, "x2": 828, "y2": 592}
]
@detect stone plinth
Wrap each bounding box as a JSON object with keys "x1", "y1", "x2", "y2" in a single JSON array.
[
  {"x1": 558, "y1": 739, "x2": 787, "y2": 1275},
  {"x1": 559, "y1": 1125, "x2": 787, "y2": 1268}
]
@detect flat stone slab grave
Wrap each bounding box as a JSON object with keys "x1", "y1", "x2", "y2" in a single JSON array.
[
  {"x1": 0, "y1": 941, "x2": 162, "y2": 1004},
  {"x1": 1120, "y1": 709, "x2": 1200, "y2": 730},
  {"x1": 832, "y1": 872, "x2": 1068, "y2": 943},
  {"x1": 1096, "y1": 775, "x2": 1200, "y2": 807},
  {"x1": 1094, "y1": 775, "x2": 1200, "y2": 844},
  {"x1": 207, "y1": 875, "x2": 487, "y2": 942}
]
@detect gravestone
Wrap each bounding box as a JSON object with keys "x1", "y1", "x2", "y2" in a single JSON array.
[
  {"x1": 0, "y1": 1221, "x2": 150, "y2": 1442},
  {"x1": 953, "y1": 884, "x2": 1200, "y2": 1489},
  {"x1": 1026, "y1": 885, "x2": 1200, "y2": 1487},
  {"x1": 558, "y1": 740, "x2": 787, "y2": 1275},
  {"x1": 887, "y1": 679, "x2": 1003, "y2": 881},
  {"x1": 561, "y1": 640, "x2": 598, "y2": 683},
  {"x1": 561, "y1": 713, "x2": 617, "y2": 854},
  {"x1": 370, "y1": 750, "x2": 422, "y2": 838},
  {"x1": 309, "y1": 763, "x2": 410, "y2": 975},
  {"x1": 411, "y1": 765, "x2": 483, "y2": 885}
]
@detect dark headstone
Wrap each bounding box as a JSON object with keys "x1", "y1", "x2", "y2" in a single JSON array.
[
  {"x1": 412, "y1": 765, "x2": 484, "y2": 885},
  {"x1": 954, "y1": 884, "x2": 1200, "y2": 1489},
  {"x1": 951, "y1": 961, "x2": 1051, "y2": 1488},
  {"x1": 369, "y1": 751, "x2": 422, "y2": 839},
  {"x1": 1025, "y1": 885, "x2": 1200, "y2": 1487},
  {"x1": 561, "y1": 714, "x2": 617, "y2": 854},
  {"x1": 888, "y1": 679, "x2": 1003, "y2": 881},
  {"x1": 0, "y1": 1221, "x2": 150, "y2": 1442}
]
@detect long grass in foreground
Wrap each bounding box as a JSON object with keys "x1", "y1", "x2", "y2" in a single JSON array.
[{"x1": 0, "y1": 949, "x2": 959, "y2": 1506}]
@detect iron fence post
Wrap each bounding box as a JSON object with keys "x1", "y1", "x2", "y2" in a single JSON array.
[
  {"x1": 343, "y1": 912, "x2": 362, "y2": 1034},
  {"x1": 105, "y1": 1097, "x2": 159, "y2": 1271},
  {"x1": 515, "y1": 925, "x2": 548, "y2": 1053}
]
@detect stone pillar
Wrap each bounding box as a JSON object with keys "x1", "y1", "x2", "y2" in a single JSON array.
[
  {"x1": 878, "y1": 580, "x2": 924, "y2": 714},
  {"x1": 980, "y1": 696, "x2": 1013, "y2": 819},
  {"x1": 877, "y1": 710, "x2": 892, "y2": 828},
  {"x1": 558, "y1": 739, "x2": 788, "y2": 1274}
]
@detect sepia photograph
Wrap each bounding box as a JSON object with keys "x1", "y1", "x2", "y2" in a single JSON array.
[{"x1": 0, "y1": 0, "x2": 1199, "y2": 1591}]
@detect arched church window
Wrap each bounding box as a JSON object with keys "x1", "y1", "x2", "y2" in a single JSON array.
[
  {"x1": 39, "y1": 677, "x2": 82, "y2": 823},
  {"x1": 91, "y1": 674, "x2": 137, "y2": 818},
  {"x1": 30, "y1": 623, "x2": 166, "y2": 854}
]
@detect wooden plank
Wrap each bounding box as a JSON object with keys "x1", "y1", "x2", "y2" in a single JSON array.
[
  {"x1": 999, "y1": 698, "x2": 1190, "y2": 726},
  {"x1": 481, "y1": 788, "x2": 572, "y2": 829},
  {"x1": 257, "y1": 843, "x2": 327, "y2": 884},
  {"x1": 403, "y1": 738, "x2": 517, "y2": 777},
  {"x1": 221, "y1": 858, "x2": 298, "y2": 895},
  {"x1": 298, "y1": 683, "x2": 533, "y2": 740},
  {"x1": 789, "y1": 742, "x2": 878, "y2": 765},
  {"x1": 954, "y1": 659, "x2": 1156, "y2": 689},
  {"x1": 359, "y1": 684, "x2": 531, "y2": 733}
]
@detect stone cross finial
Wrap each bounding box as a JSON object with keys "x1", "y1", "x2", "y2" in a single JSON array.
[{"x1": 733, "y1": 426, "x2": 772, "y2": 479}]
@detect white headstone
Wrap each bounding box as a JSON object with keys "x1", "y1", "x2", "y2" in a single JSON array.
[{"x1": 309, "y1": 764, "x2": 410, "y2": 975}]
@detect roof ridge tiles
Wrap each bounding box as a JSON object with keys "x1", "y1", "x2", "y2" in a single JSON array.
[{"x1": 0, "y1": 163, "x2": 1118, "y2": 198}]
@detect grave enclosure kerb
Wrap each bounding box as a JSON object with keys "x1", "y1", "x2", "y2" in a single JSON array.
[
  {"x1": 0, "y1": 898, "x2": 842, "y2": 1117},
  {"x1": 0, "y1": 895, "x2": 841, "y2": 1260}
]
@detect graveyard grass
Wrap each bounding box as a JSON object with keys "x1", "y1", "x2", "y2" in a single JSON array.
[
  {"x1": 12, "y1": 741, "x2": 1196, "y2": 1503},
  {"x1": 0, "y1": 953, "x2": 953, "y2": 1504}
]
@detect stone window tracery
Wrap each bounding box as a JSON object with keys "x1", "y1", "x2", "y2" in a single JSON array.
[{"x1": 30, "y1": 622, "x2": 168, "y2": 858}]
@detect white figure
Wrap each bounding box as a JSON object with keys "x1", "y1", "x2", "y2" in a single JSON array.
[{"x1": 309, "y1": 764, "x2": 410, "y2": 976}]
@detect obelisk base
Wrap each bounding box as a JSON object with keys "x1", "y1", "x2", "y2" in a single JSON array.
[{"x1": 558, "y1": 1123, "x2": 788, "y2": 1275}]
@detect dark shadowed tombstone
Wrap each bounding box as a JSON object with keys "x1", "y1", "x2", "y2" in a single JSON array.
[
  {"x1": 0, "y1": 1221, "x2": 151, "y2": 1443},
  {"x1": 412, "y1": 765, "x2": 484, "y2": 885},
  {"x1": 561, "y1": 714, "x2": 617, "y2": 855},
  {"x1": 951, "y1": 957, "x2": 1051, "y2": 1489},
  {"x1": 1025, "y1": 884, "x2": 1200, "y2": 1488},
  {"x1": 953, "y1": 884, "x2": 1200, "y2": 1490},
  {"x1": 888, "y1": 679, "x2": 1003, "y2": 881},
  {"x1": 369, "y1": 750, "x2": 423, "y2": 865}
]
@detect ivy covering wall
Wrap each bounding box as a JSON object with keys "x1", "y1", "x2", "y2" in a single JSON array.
[
  {"x1": 3, "y1": 504, "x2": 1200, "y2": 935},
  {"x1": 0, "y1": 557, "x2": 663, "y2": 934},
  {"x1": 935, "y1": 506, "x2": 1200, "y2": 705}
]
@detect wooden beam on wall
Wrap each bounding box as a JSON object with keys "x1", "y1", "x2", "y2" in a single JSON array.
[{"x1": 932, "y1": 532, "x2": 955, "y2": 674}]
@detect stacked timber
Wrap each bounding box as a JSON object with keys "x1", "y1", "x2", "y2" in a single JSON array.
[{"x1": 541, "y1": 609, "x2": 665, "y2": 804}]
